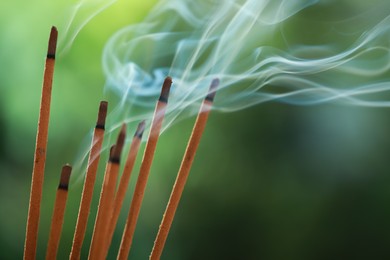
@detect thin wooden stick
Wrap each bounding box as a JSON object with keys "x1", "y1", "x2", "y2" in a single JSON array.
[
  {"x1": 117, "y1": 77, "x2": 172, "y2": 260},
  {"x1": 70, "y1": 101, "x2": 108, "y2": 260},
  {"x1": 45, "y1": 165, "x2": 72, "y2": 260},
  {"x1": 24, "y1": 26, "x2": 58, "y2": 260},
  {"x1": 89, "y1": 125, "x2": 126, "y2": 260},
  {"x1": 87, "y1": 145, "x2": 115, "y2": 260},
  {"x1": 150, "y1": 79, "x2": 219, "y2": 260},
  {"x1": 104, "y1": 121, "x2": 145, "y2": 255}
]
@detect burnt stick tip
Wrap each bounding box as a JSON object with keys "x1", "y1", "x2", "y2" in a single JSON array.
[
  {"x1": 205, "y1": 78, "x2": 220, "y2": 102},
  {"x1": 47, "y1": 26, "x2": 58, "y2": 59},
  {"x1": 96, "y1": 101, "x2": 108, "y2": 129},
  {"x1": 58, "y1": 164, "x2": 72, "y2": 190},
  {"x1": 109, "y1": 145, "x2": 116, "y2": 157},
  {"x1": 109, "y1": 145, "x2": 119, "y2": 164},
  {"x1": 111, "y1": 124, "x2": 126, "y2": 162},
  {"x1": 159, "y1": 76, "x2": 172, "y2": 103},
  {"x1": 134, "y1": 120, "x2": 146, "y2": 139}
]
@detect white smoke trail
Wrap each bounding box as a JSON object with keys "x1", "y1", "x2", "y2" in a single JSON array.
[
  {"x1": 102, "y1": 0, "x2": 390, "y2": 133},
  {"x1": 58, "y1": 0, "x2": 117, "y2": 54},
  {"x1": 72, "y1": 0, "x2": 390, "y2": 181}
]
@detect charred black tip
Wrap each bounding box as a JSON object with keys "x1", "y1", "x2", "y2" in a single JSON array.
[
  {"x1": 134, "y1": 120, "x2": 146, "y2": 139},
  {"x1": 58, "y1": 164, "x2": 72, "y2": 190},
  {"x1": 159, "y1": 76, "x2": 172, "y2": 103},
  {"x1": 47, "y1": 26, "x2": 58, "y2": 59},
  {"x1": 96, "y1": 101, "x2": 108, "y2": 130},
  {"x1": 205, "y1": 78, "x2": 219, "y2": 102}
]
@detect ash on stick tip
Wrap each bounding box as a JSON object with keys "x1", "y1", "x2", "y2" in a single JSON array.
[
  {"x1": 58, "y1": 164, "x2": 72, "y2": 190},
  {"x1": 47, "y1": 26, "x2": 58, "y2": 59},
  {"x1": 159, "y1": 76, "x2": 172, "y2": 103},
  {"x1": 134, "y1": 120, "x2": 146, "y2": 139},
  {"x1": 205, "y1": 78, "x2": 219, "y2": 102},
  {"x1": 112, "y1": 124, "x2": 126, "y2": 162},
  {"x1": 96, "y1": 101, "x2": 108, "y2": 129}
]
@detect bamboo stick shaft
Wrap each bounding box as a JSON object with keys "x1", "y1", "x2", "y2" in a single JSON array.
[
  {"x1": 105, "y1": 122, "x2": 145, "y2": 254},
  {"x1": 150, "y1": 79, "x2": 219, "y2": 260},
  {"x1": 91, "y1": 162, "x2": 120, "y2": 260},
  {"x1": 24, "y1": 26, "x2": 58, "y2": 260},
  {"x1": 87, "y1": 153, "x2": 113, "y2": 260},
  {"x1": 70, "y1": 101, "x2": 108, "y2": 260},
  {"x1": 89, "y1": 125, "x2": 126, "y2": 260},
  {"x1": 45, "y1": 165, "x2": 72, "y2": 260},
  {"x1": 117, "y1": 77, "x2": 172, "y2": 260}
]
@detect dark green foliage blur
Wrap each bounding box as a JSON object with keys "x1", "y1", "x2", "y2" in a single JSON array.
[{"x1": 1, "y1": 0, "x2": 390, "y2": 259}]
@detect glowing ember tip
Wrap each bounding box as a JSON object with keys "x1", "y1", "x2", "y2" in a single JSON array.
[
  {"x1": 205, "y1": 78, "x2": 219, "y2": 102},
  {"x1": 58, "y1": 164, "x2": 72, "y2": 190},
  {"x1": 47, "y1": 26, "x2": 58, "y2": 59},
  {"x1": 159, "y1": 76, "x2": 172, "y2": 103}
]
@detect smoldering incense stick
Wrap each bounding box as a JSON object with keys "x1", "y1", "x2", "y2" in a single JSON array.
[
  {"x1": 117, "y1": 77, "x2": 172, "y2": 260},
  {"x1": 105, "y1": 121, "x2": 145, "y2": 254},
  {"x1": 99, "y1": 126, "x2": 127, "y2": 259},
  {"x1": 24, "y1": 26, "x2": 58, "y2": 260},
  {"x1": 89, "y1": 125, "x2": 126, "y2": 260},
  {"x1": 150, "y1": 79, "x2": 219, "y2": 260},
  {"x1": 45, "y1": 165, "x2": 72, "y2": 260},
  {"x1": 87, "y1": 145, "x2": 114, "y2": 260},
  {"x1": 70, "y1": 101, "x2": 108, "y2": 260}
]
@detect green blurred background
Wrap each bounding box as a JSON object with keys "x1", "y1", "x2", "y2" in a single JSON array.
[{"x1": 1, "y1": 0, "x2": 390, "y2": 259}]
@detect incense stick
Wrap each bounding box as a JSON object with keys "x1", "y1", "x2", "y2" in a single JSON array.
[
  {"x1": 70, "y1": 101, "x2": 108, "y2": 260},
  {"x1": 117, "y1": 77, "x2": 172, "y2": 260},
  {"x1": 89, "y1": 125, "x2": 126, "y2": 260},
  {"x1": 45, "y1": 165, "x2": 72, "y2": 260},
  {"x1": 150, "y1": 79, "x2": 219, "y2": 260},
  {"x1": 105, "y1": 121, "x2": 145, "y2": 254},
  {"x1": 24, "y1": 26, "x2": 58, "y2": 260},
  {"x1": 87, "y1": 145, "x2": 114, "y2": 260}
]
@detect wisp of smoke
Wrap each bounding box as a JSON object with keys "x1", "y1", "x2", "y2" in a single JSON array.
[
  {"x1": 70, "y1": 0, "x2": 390, "y2": 180},
  {"x1": 102, "y1": 0, "x2": 390, "y2": 132},
  {"x1": 58, "y1": 0, "x2": 117, "y2": 54}
]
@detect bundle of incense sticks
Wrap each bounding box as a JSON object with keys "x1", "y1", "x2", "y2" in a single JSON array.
[{"x1": 24, "y1": 27, "x2": 218, "y2": 260}]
